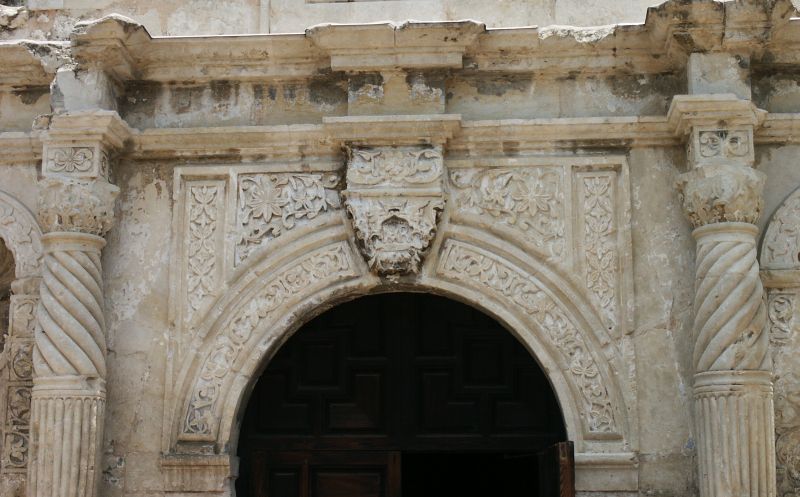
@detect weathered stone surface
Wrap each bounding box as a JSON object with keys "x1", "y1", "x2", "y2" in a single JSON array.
[{"x1": 0, "y1": 1, "x2": 799, "y2": 497}]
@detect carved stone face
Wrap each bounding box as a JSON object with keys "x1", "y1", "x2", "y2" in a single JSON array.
[{"x1": 343, "y1": 146, "x2": 445, "y2": 277}]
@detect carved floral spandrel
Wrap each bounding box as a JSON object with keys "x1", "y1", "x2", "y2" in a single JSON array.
[
  {"x1": 186, "y1": 185, "x2": 220, "y2": 317},
  {"x1": 437, "y1": 239, "x2": 617, "y2": 435},
  {"x1": 182, "y1": 242, "x2": 356, "y2": 438},
  {"x1": 580, "y1": 174, "x2": 618, "y2": 330},
  {"x1": 236, "y1": 173, "x2": 340, "y2": 266},
  {"x1": 449, "y1": 167, "x2": 565, "y2": 259}
]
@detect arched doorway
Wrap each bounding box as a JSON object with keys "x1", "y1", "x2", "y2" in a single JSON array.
[{"x1": 236, "y1": 293, "x2": 571, "y2": 497}]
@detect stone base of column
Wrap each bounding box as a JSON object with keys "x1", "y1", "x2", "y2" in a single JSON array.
[
  {"x1": 27, "y1": 376, "x2": 105, "y2": 497},
  {"x1": 694, "y1": 370, "x2": 776, "y2": 497}
]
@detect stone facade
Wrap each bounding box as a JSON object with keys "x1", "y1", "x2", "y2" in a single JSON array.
[{"x1": 0, "y1": 1, "x2": 799, "y2": 496}]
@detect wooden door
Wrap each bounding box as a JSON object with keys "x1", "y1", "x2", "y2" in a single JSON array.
[
  {"x1": 238, "y1": 293, "x2": 568, "y2": 497},
  {"x1": 538, "y1": 441, "x2": 575, "y2": 497},
  {"x1": 252, "y1": 451, "x2": 401, "y2": 497}
]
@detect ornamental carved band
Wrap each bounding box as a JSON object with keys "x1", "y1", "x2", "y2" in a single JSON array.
[
  {"x1": 691, "y1": 223, "x2": 769, "y2": 372},
  {"x1": 34, "y1": 234, "x2": 108, "y2": 378},
  {"x1": 344, "y1": 146, "x2": 444, "y2": 277}
]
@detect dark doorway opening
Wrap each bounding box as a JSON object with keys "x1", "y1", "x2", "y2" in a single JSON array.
[{"x1": 236, "y1": 293, "x2": 570, "y2": 497}]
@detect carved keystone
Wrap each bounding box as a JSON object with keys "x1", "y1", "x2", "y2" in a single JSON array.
[{"x1": 343, "y1": 146, "x2": 445, "y2": 277}]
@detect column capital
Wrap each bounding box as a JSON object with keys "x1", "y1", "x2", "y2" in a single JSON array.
[
  {"x1": 676, "y1": 164, "x2": 765, "y2": 228},
  {"x1": 37, "y1": 177, "x2": 118, "y2": 236},
  {"x1": 42, "y1": 110, "x2": 133, "y2": 182}
]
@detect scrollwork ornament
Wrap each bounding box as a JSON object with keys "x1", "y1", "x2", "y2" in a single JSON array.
[
  {"x1": 676, "y1": 164, "x2": 765, "y2": 228},
  {"x1": 37, "y1": 177, "x2": 119, "y2": 236},
  {"x1": 769, "y1": 293, "x2": 796, "y2": 347},
  {"x1": 697, "y1": 130, "x2": 750, "y2": 159}
]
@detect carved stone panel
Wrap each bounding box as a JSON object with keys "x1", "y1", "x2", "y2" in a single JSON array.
[
  {"x1": 1, "y1": 294, "x2": 37, "y2": 474},
  {"x1": 180, "y1": 179, "x2": 226, "y2": 328},
  {"x1": 235, "y1": 173, "x2": 340, "y2": 266},
  {"x1": 344, "y1": 146, "x2": 445, "y2": 277},
  {"x1": 448, "y1": 157, "x2": 632, "y2": 337},
  {"x1": 449, "y1": 167, "x2": 565, "y2": 259}
]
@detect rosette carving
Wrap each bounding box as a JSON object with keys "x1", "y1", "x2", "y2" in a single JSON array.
[
  {"x1": 677, "y1": 164, "x2": 765, "y2": 228},
  {"x1": 33, "y1": 234, "x2": 107, "y2": 378},
  {"x1": 37, "y1": 177, "x2": 118, "y2": 236},
  {"x1": 692, "y1": 224, "x2": 769, "y2": 372}
]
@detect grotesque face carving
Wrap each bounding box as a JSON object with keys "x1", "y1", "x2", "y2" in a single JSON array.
[{"x1": 343, "y1": 146, "x2": 445, "y2": 277}]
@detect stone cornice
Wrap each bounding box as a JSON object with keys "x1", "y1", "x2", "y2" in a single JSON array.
[
  {"x1": 0, "y1": 40, "x2": 69, "y2": 88},
  {"x1": 323, "y1": 114, "x2": 462, "y2": 147},
  {"x1": 46, "y1": 110, "x2": 134, "y2": 151},
  {"x1": 1, "y1": 1, "x2": 794, "y2": 88},
  {"x1": 667, "y1": 94, "x2": 767, "y2": 136}
]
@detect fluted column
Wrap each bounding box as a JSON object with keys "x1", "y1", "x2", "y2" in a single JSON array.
[
  {"x1": 28, "y1": 111, "x2": 128, "y2": 497},
  {"x1": 670, "y1": 95, "x2": 776, "y2": 497}
]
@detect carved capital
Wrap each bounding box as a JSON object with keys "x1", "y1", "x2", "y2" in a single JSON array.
[
  {"x1": 343, "y1": 146, "x2": 445, "y2": 276},
  {"x1": 37, "y1": 177, "x2": 119, "y2": 236},
  {"x1": 676, "y1": 164, "x2": 765, "y2": 228}
]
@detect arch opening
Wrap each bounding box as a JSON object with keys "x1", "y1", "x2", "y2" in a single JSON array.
[{"x1": 235, "y1": 292, "x2": 569, "y2": 497}]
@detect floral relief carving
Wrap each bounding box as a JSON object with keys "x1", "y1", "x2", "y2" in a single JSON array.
[
  {"x1": 348, "y1": 148, "x2": 443, "y2": 186},
  {"x1": 3, "y1": 431, "x2": 27, "y2": 469},
  {"x1": 10, "y1": 342, "x2": 33, "y2": 381},
  {"x1": 7, "y1": 387, "x2": 31, "y2": 426},
  {"x1": 769, "y1": 293, "x2": 796, "y2": 347},
  {"x1": 236, "y1": 173, "x2": 340, "y2": 265},
  {"x1": 697, "y1": 129, "x2": 750, "y2": 158},
  {"x1": 182, "y1": 242, "x2": 356, "y2": 437},
  {"x1": 581, "y1": 175, "x2": 618, "y2": 328},
  {"x1": 449, "y1": 168, "x2": 565, "y2": 259},
  {"x1": 47, "y1": 147, "x2": 95, "y2": 173},
  {"x1": 345, "y1": 146, "x2": 445, "y2": 277},
  {"x1": 437, "y1": 240, "x2": 617, "y2": 434},
  {"x1": 186, "y1": 185, "x2": 220, "y2": 316},
  {"x1": 37, "y1": 177, "x2": 119, "y2": 235},
  {"x1": 761, "y1": 187, "x2": 800, "y2": 270},
  {"x1": 677, "y1": 164, "x2": 765, "y2": 228}
]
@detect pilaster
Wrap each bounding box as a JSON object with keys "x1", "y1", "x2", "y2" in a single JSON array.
[
  {"x1": 28, "y1": 111, "x2": 130, "y2": 497},
  {"x1": 669, "y1": 92, "x2": 776, "y2": 497}
]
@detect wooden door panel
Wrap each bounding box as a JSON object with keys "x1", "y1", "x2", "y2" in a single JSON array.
[{"x1": 254, "y1": 451, "x2": 400, "y2": 497}]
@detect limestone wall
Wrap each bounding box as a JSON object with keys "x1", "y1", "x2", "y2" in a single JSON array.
[{"x1": 0, "y1": 1, "x2": 799, "y2": 497}]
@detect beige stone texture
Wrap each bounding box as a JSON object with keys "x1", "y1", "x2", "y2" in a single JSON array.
[{"x1": 0, "y1": 1, "x2": 799, "y2": 497}]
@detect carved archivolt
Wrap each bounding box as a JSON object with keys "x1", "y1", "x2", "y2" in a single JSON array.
[
  {"x1": 0, "y1": 190, "x2": 42, "y2": 279},
  {"x1": 761, "y1": 186, "x2": 800, "y2": 271},
  {"x1": 167, "y1": 224, "x2": 630, "y2": 456}
]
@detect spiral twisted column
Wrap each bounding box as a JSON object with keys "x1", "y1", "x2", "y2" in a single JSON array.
[
  {"x1": 671, "y1": 93, "x2": 776, "y2": 497},
  {"x1": 29, "y1": 176, "x2": 118, "y2": 497}
]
